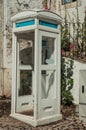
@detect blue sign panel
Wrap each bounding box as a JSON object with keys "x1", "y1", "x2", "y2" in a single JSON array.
[
  {"x1": 39, "y1": 20, "x2": 58, "y2": 29},
  {"x1": 63, "y1": 0, "x2": 72, "y2": 4},
  {"x1": 16, "y1": 20, "x2": 35, "y2": 28}
]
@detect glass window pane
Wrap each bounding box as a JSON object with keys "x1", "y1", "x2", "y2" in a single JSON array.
[
  {"x1": 17, "y1": 32, "x2": 34, "y2": 65},
  {"x1": 41, "y1": 70, "x2": 56, "y2": 99},
  {"x1": 19, "y1": 70, "x2": 32, "y2": 96},
  {"x1": 42, "y1": 36, "x2": 55, "y2": 65}
]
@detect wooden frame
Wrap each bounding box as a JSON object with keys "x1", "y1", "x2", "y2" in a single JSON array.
[{"x1": 11, "y1": 9, "x2": 62, "y2": 126}]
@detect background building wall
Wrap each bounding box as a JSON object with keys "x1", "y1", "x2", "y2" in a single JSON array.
[
  {"x1": 1, "y1": 0, "x2": 45, "y2": 97},
  {"x1": 58, "y1": 0, "x2": 86, "y2": 23},
  {"x1": 1, "y1": 0, "x2": 85, "y2": 105},
  {"x1": 72, "y1": 60, "x2": 86, "y2": 104},
  {"x1": 1, "y1": 0, "x2": 57, "y2": 97},
  {"x1": 57, "y1": 0, "x2": 86, "y2": 105}
]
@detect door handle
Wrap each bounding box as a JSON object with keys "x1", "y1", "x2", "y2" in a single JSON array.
[{"x1": 82, "y1": 85, "x2": 84, "y2": 93}]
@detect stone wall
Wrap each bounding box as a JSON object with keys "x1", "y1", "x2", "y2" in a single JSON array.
[
  {"x1": 6, "y1": 0, "x2": 43, "y2": 65},
  {"x1": 1, "y1": 0, "x2": 57, "y2": 97},
  {"x1": 6, "y1": 0, "x2": 56, "y2": 65},
  {"x1": 1, "y1": 0, "x2": 85, "y2": 103},
  {"x1": 5, "y1": 0, "x2": 86, "y2": 67},
  {"x1": 0, "y1": 0, "x2": 44, "y2": 97},
  {"x1": 57, "y1": 0, "x2": 86, "y2": 105},
  {"x1": 1, "y1": 0, "x2": 85, "y2": 101},
  {"x1": 3, "y1": 0, "x2": 57, "y2": 64},
  {"x1": 58, "y1": 0, "x2": 86, "y2": 22}
]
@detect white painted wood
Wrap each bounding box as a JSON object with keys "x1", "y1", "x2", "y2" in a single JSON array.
[
  {"x1": 11, "y1": 10, "x2": 62, "y2": 126},
  {"x1": 56, "y1": 31, "x2": 61, "y2": 113},
  {"x1": 38, "y1": 25, "x2": 59, "y2": 33},
  {"x1": 34, "y1": 27, "x2": 39, "y2": 120},
  {"x1": 11, "y1": 27, "x2": 17, "y2": 114},
  {"x1": 19, "y1": 65, "x2": 33, "y2": 70},
  {"x1": 13, "y1": 25, "x2": 36, "y2": 33},
  {"x1": 16, "y1": 31, "x2": 34, "y2": 113},
  {"x1": 11, "y1": 9, "x2": 62, "y2": 23},
  {"x1": 40, "y1": 66, "x2": 57, "y2": 70},
  {"x1": 38, "y1": 30, "x2": 61, "y2": 119},
  {"x1": 10, "y1": 113, "x2": 62, "y2": 127}
]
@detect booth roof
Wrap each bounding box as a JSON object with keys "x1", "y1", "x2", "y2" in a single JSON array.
[{"x1": 11, "y1": 9, "x2": 62, "y2": 23}]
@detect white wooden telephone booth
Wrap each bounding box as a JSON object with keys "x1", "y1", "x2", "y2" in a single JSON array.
[{"x1": 11, "y1": 9, "x2": 62, "y2": 126}]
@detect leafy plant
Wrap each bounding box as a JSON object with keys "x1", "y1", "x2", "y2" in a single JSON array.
[
  {"x1": 61, "y1": 57, "x2": 74, "y2": 106},
  {"x1": 61, "y1": 90, "x2": 74, "y2": 106},
  {"x1": 0, "y1": 95, "x2": 6, "y2": 100},
  {"x1": 82, "y1": 9, "x2": 86, "y2": 55},
  {"x1": 61, "y1": 7, "x2": 74, "y2": 106}
]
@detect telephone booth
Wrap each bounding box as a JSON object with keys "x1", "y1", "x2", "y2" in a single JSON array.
[{"x1": 11, "y1": 9, "x2": 62, "y2": 126}]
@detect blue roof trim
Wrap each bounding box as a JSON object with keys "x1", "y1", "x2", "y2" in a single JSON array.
[
  {"x1": 39, "y1": 20, "x2": 58, "y2": 29},
  {"x1": 16, "y1": 20, "x2": 35, "y2": 28}
]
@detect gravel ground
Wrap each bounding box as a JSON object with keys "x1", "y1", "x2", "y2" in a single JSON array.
[
  {"x1": 0, "y1": 100, "x2": 86, "y2": 130},
  {"x1": 0, "y1": 114, "x2": 86, "y2": 130}
]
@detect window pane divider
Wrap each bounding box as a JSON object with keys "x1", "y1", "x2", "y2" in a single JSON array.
[{"x1": 19, "y1": 65, "x2": 32, "y2": 70}]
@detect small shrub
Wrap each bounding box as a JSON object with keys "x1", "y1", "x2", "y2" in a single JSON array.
[
  {"x1": 61, "y1": 90, "x2": 74, "y2": 106},
  {"x1": 61, "y1": 57, "x2": 74, "y2": 106},
  {"x1": 0, "y1": 95, "x2": 6, "y2": 100}
]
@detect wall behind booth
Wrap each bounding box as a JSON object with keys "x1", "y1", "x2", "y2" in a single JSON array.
[
  {"x1": 58, "y1": 0, "x2": 86, "y2": 23},
  {"x1": 1, "y1": 0, "x2": 86, "y2": 101},
  {"x1": 0, "y1": 0, "x2": 44, "y2": 97},
  {"x1": 57, "y1": 0, "x2": 86, "y2": 105},
  {"x1": 65, "y1": 58, "x2": 86, "y2": 105},
  {"x1": 0, "y1": 0, "x2": 57, "y2": 97}
]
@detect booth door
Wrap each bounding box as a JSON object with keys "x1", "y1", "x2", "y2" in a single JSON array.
[
  {"x1": 38, "y1": 30, "x2": 59, "y2": 118},
  {"x1": 16, "y1": 32, "x2": 34, "y2": 116}
]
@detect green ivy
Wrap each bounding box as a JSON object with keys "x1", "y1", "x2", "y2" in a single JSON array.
[
  {"x1": 61, "y1": 12, "x2": 74, "y2": 105},
  {"x1": 61, "y1": 58, "x2": 74, "y2": 106},
  {"x1": 61, "y1": 90, "x2": 74, "y2": 106}
]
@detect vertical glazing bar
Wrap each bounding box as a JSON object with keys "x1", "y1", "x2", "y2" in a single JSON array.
[
  {"x1": 34, "y1": 18, "x2": 39, "y2": 120},
  {"x1": 11, "y1": 23, "x2": 17, "y2": 114}
]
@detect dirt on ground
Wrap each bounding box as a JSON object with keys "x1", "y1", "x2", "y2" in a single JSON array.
[{"x1": 0, "y1": 100, "x2": 86, "y2": 130}]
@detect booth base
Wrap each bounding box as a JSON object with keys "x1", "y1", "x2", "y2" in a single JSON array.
[{"x1": 10, "y1": 113, "x2": 62, "y2": 127}]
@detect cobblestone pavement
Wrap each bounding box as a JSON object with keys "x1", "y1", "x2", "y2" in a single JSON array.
[
  {"x1": 0, "y1": 100, "x2": 86, "y2": 130},
  {"x1": 0, "y1": 114, "x2": 86, "y2": 130}
]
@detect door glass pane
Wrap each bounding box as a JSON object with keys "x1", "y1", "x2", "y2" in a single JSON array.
[
  {"x1": 41, "y1": 70, "x2": 56, "y2": 99},
  {"x1": 42, "y1": 36, "x2": 55, "y2": 65},
  {"x1": 19, "y1": 70, "x2": 32, "y2": 96},
  {"x1": 16, "y1": 31, "x2": 34, "y2": 116},
  {"x1": 17, "y1": 32, "x2": 34, "y2": 65}
]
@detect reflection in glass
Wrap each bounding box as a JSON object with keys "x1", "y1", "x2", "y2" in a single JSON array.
[
  {"x1": 16, "y1": 32, "x2": 34, "y2": 116},
  {"x1": 41, "y1": 70, "x2": 56, "y2": 99},
  {"x1": 17, "y1": 32, "x2": 34, "y2": 65},
  {"x1": 42, "y1": 36, "x2": 55, "y2": 65},
  {"x1": 19, "y1": 70, "x2": 32, "y2": 96}
]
